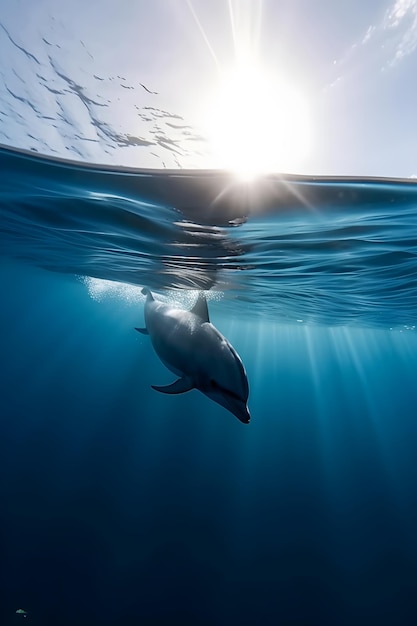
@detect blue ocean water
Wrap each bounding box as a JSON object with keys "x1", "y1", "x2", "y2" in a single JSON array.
[{"x1": 1, "y1": 144, "x2": 417, "y2": 625}]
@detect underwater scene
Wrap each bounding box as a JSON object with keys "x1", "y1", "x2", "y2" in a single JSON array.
[{"x1": 2, "y1": 2, "x2": 417, "y2": 625}]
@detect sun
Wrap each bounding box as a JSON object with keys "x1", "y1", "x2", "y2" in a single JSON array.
[{"x1": 204, "y1": 62, "x2": 312, "y2": 178}]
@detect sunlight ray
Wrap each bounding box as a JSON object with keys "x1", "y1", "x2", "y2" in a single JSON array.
[{"x1": 185, "y1": 0, "x2": 219, "y2": 67}]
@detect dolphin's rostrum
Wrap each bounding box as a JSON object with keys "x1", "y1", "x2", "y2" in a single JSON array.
[{"x1": 136, "y1": 288, "x2": 250, "y2": 423}]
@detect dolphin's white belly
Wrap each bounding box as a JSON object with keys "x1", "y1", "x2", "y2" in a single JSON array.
[{"x1": 146, "y1": 304, "x2": 204, "y2": 377}]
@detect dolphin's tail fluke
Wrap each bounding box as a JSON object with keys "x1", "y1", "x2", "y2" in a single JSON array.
[{"x1": 141, "y1": 287, "x2": 154, "y2": 300}]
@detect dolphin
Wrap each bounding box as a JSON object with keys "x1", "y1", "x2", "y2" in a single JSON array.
[{"x1": 136, "y1": 288, "x2": 250, "y2": 423}]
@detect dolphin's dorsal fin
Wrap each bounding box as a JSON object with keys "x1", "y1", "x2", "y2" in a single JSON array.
[
  {"x1": 152, "y1": 377, "x2": 194, "y2": 395},
  {"x1": 191, "y1": 292, "x2": 210, "y2": 323}
]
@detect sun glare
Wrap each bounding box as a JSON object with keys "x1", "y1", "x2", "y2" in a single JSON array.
[{"x1": 204, "y1": 63, "x2": 312, "y2": 178}]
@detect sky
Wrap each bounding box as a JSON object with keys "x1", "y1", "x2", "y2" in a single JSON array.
[{"x1": 1, "y1": 0, "x2": 417, "y2": 176}]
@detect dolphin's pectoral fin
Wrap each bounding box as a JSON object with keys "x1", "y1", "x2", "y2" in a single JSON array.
[
  {"x1": 152, "y1": 377, "x2": 194, "y2": 395},
  {"x1": 191, "y1": 292, "x2": 210, "y2": 323},
  {"x1": 135, "y1": 327, "x2": 149, "y2": 335}
]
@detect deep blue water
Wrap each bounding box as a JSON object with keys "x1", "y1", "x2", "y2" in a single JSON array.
[{"x1": 1, "y1": 145, "x2": 417, "y2": 625}]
